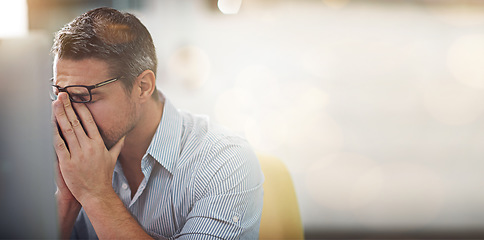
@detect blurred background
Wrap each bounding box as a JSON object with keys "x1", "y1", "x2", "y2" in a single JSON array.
[{"x1": 3, "y1": 0, "x2": 484, "y2": 238}]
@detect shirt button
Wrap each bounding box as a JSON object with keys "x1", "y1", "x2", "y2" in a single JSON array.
[
  {"x1": 122, "y1": 183, "x2": 128, "y2": 190},
  {"x1": 232, "y1": 216, "x2": 239, "y2": 223}
]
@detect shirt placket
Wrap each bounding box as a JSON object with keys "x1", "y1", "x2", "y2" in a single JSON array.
[
  {"x1": 128, "y1": 155, "x2": 155, "y2": 207},
  {"x1": 113, "y1": 163, "x2": 132, "y2": 207}
]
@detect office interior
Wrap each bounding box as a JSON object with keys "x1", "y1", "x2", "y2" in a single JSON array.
[{"x1": 2, "y1": 0, "x2": 484, "y2": 238}]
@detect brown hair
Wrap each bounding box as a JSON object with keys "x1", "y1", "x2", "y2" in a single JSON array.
[{"x1": 52, "y1": 7, "x2": 158, "y2": 98}]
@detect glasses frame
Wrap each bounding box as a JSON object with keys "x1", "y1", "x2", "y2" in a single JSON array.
[{"x1": 50, "y1": 76, "x2": 121, "y2": 103}]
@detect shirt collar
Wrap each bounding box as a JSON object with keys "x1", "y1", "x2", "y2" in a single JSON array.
[{"x1": 145, "y1": 97, "x2": 183, "y2": 174}]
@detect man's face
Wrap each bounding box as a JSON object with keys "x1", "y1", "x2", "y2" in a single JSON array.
[{"x1": 53, "y1": 57, "x2": 139, "y2": 149}]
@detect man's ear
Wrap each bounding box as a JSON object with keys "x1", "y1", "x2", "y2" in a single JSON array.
[{"x1": 135, "y1": 70, "x2": 156, "y2": 103}]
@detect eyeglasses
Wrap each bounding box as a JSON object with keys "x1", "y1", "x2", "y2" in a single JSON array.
[{"x1": 50, "y1": 77, "x2": 121, "y2": 103}]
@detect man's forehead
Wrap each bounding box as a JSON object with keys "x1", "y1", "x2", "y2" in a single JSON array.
[
  {"x1": 54, "y1": 57, "x2": 111, "y2": 73},
  {"x1": 54, "y1": 57, "x2": 112, "y2": 85}
]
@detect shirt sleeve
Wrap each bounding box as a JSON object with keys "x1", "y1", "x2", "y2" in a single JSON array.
[
  {"x1": 175, "y1": 137, "x2": 265, "y2": 240},
  {"x1": 71, "y1": 209, "x2": 98, "y2": 239}
]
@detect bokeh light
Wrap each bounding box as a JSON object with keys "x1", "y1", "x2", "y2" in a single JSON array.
[
  {"x1": 218, "y1": 0, "x2": 243, "y2": 14},
  {"x1": 447, "y1": 34, "x2": 484, "y2": 89},
  {"x1": 0, "y1": 0, "x2": 28, "y2": 38},
  {"x1": 167, "y1": 45, "x2": 211, "y2": 90},
  {"x1": 422, "y1": 81, "x2": 484, "y2": 125}
]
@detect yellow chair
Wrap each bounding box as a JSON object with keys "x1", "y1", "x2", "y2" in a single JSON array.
[{"x1": 258, "y1": 155, "x2": 304, "y2": 240}]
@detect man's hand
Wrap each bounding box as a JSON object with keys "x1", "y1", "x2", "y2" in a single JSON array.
[
  {"x1": 52, "y1": 109, "x2": 77, "y2": 204},
  {"x1": 52, "y1": 92, "x2": 152, "y2": 239},
  {"x1": 53, "y1": 92, "x2": 125, "y2": 205},
  {"x1": 54, "y1": 159, "x2": 78, "y2": 202}
]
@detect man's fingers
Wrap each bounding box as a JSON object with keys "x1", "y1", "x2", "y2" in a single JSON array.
[
  {"x1": 53, "y1": 123, "x2": 71, "y2": 161},
  {"x1": 60, "y1": 93, "x2": 89, "y2": 142},
  {"x1": 109, "y1": 136, "x2": 126, "y2": 160},
  {"x1": 54, "y1": 94, "x2": 81, "y2": 152},
  {"x1": 72, "y1": 102, "x2": 101, "y2": 140}
]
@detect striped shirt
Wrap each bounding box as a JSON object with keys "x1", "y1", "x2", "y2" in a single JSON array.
[{"x1": 72, "y1": 98, "x2": 264, "y2": 239}]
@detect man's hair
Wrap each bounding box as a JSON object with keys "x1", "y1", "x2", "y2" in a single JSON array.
[{"x1": 52, "y1": 7, "x2": 158, "y2": 98}]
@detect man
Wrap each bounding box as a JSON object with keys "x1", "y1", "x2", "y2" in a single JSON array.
[{"x1": 51, "y1": 7, "x2": 264, "y2": 239}]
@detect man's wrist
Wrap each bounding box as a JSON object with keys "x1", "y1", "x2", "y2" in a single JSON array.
[
  {"x1": 56, "y1": 192, "x2": 80, "y2": 208},
  {"x1": 78, "y1": 188, "x2": 118, "y2": 211}
]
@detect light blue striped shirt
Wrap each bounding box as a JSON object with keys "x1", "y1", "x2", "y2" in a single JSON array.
[{"x1": 72, "y1": 98, "x2": 264, "y2": 239}]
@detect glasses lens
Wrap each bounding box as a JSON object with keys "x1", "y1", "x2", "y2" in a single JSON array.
[
  {"x1": 50, "y1": 86, "x2": 58, "y2": 101},
  {"x1": 66, "y1": 87, "x2": 91, "y2": 103},
  {"x1": 49, "y1": 79, "x2": 57, "y2": 101}
]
